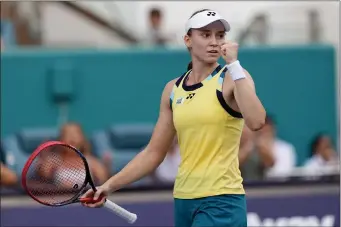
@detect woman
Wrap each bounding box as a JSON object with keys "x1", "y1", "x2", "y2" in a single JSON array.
[
  {"x1": 82, "y1": 9, "x2": 265, "y2": 227},
  {"x1": 33, "y1": 123, "x2": 110, "y2": 190},
  {"x1": 304, "y1": 133, "x2": 338, "y2": 174},
  {"x1": 59, "y1": 122, "x2": 110, "y2": 185}
]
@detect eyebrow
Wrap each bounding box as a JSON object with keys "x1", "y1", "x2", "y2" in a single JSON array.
[
  {"x1": 199, "y1": 29, "x2": 225, "y2": 33},
  {"x1": 199, "y1": 29, "x2": 211, "y2": 32}
]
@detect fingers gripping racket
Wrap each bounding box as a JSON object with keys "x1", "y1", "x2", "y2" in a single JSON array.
[{"x1": 21, "y1": 141, "x2": 137, "y2": 224}]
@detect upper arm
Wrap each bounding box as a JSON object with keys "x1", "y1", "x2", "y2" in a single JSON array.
[
  {"x1": 224, "y1": 69, "x2": 256, "y2": 114},
  {"x1": 145, "y1": 79, "x2": 177, "y2": 157}
]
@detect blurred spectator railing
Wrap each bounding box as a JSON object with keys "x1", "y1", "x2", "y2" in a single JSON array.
[
  {"x1": 266, "y1": 164, "x2": 340, "y2": 180},
  {"x1": 0, "y1": 1, "x2": 140, "y2": 47},
  {"x1": 1, "y1": 168, "x2": 339, "y2": 197},
  {"x1": 57, "y1": 2, "x2": 139, "y2": 44},
  {"x1": 237, "y1": 13, "x2": 270, "y2": 46},
  {"x1": 236, "y1": 10, "x2": 321, "y2": 46}
]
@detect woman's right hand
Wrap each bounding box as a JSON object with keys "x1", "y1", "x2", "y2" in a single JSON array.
[{"x1": 81, "y1": 184, "x2": 112, "y2": 208}]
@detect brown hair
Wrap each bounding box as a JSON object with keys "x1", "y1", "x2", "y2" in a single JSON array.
[
  {"x1": 59, "y1": 122, "x2": 91, "y2": 155},
  {"x1": 149, "y1": 8, "x2": 162, "y2": 18}
]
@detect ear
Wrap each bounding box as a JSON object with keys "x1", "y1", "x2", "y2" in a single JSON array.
[{"x1": 184, "y1": 34, "x2": 191, "y2": 48}]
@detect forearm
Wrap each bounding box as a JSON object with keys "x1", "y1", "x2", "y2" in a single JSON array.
[
  {"x1": 104, "y1": 148, "x2": 164, "y2": 192},
  {"x1": 235, "y1": 79, "x2": 265, "y2": 129},
  {"x1": 228, "y1": 61, "x2": 266, "y2": 130},
  {"x1": 0, "y1": 164, "x2": 18, "y2": 186}
]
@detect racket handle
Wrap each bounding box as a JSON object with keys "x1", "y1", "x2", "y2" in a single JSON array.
[{"x1": 103, "y1": 199, "x2": 137, "y2": 224}]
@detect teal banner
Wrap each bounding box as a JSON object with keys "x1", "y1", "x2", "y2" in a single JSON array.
[{"x1": 1, "y1": 45, "x2": 337, "y2": 164}]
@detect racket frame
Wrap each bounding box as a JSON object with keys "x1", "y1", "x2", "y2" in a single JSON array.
[{"x1": 21, "y1": 141, "x2": 96, "y2": 207}]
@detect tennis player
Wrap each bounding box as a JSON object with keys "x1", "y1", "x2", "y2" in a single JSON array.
[{"x1": 82, "y1": 9, "x2": 266, "y2": 227}]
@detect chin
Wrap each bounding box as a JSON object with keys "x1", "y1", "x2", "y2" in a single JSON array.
[{"x1": 205, "y1": 57, "x2": 219, "y2": 64}]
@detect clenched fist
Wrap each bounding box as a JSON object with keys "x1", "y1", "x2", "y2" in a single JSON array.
[{"x1": 220, "y1": 41, "x2": 239, "y2": 64}]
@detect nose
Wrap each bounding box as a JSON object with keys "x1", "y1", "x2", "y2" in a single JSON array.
[{"x1": 210, "y1": 36, "x2": 218, "y2": 46}]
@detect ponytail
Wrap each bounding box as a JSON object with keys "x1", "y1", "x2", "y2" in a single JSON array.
[{"x1": 187, "y1": 61, "x2": 193, "y2": 71}]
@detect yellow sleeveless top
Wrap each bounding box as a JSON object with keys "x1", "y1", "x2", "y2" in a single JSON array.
[{"x1": 171, "y1": 64, "x2": 245, "y2": 199}]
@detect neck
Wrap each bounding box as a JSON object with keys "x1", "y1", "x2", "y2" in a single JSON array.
[{"x1": 190, "y1": 58, "x2": 219, "y2": 83}]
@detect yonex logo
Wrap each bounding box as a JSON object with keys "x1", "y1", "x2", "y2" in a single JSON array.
[
  {"x1": 186, "y1": 93, "x2": 196, "y2": 100},
  {"x1": 207, "y1": 12, "x2": 216, "y2": 16}
]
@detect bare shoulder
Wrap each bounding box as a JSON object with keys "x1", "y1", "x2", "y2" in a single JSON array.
[
  {"x1": 159, "y1": 77, "x2": 180, "y2": 107},
  {"x1": 167, "y1": 77, "x2": 179, "y2": 88},
  {"x1": 163, "y1": 77, "x2": 179, "y2": 95}
]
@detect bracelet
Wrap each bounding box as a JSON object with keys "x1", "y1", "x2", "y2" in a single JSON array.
[{"x1": 227, "y1": 60, "x2": 246, "y2": 81}]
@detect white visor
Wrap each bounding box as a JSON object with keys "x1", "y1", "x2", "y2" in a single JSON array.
[{"x1": 185, "y1": 10, "x2": 230, "y2": 34}]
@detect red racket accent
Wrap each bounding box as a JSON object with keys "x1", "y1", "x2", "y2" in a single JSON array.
[
  {"x1": 22, "y1": 141, "x2": 87, "y2": 206},
  {"x1": 79, "y1": 197, "x2": 104, "y2": 203}
]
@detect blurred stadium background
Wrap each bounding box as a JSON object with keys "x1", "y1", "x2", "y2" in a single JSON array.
[{"x1": 1, "y1": 1, "x2": 340, "y2": 227}]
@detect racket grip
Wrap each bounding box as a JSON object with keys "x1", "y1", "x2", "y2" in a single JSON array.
[{"x1": 103, "y1": 199, "x2": 137, "y2": 224}]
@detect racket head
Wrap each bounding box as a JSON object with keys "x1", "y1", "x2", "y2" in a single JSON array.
[{"x1": 21, "y1": 141, "x2": 96, "y2": 206}]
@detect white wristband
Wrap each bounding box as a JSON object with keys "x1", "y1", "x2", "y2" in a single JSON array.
[{"x1": 227, "y1": 60, "x2": 246, "y2": 81}]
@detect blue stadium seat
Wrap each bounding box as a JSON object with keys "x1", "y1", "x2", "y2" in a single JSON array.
[
  {"x1": 108, "y1": 123, "x2": 154, "y2": 150},
  {"x1": 2, "y1": 135, "x2": 30, "y2": 176},
  {"x1": 90, "y1": 131, "x2": 153, "y2": 186},
  {"x1": 16, "y1": 128, "x2": 58, "y2": 154},
  {"x1": 91, "y1": 123, "x2": 154, "y2": 174},
  {"x1": 2, "y1": 128, "x2": 58, "y2": 176},
  {"x1": 92, "y1": 130, "x2": 137, "y2": 173},
  {"x1": 91, "y1": 130, "x2": 113, "y2": 158},
  {"x1": 111, "y1": 152, "x2": 137, "y2": 173}
]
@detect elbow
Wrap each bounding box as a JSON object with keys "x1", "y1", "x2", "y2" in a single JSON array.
[
  {"x1": 248, "y1": 122, "x2": 265, "y2": 131},
  {"x1": 245, "y1": 115, "x2": 266, "y2": 131}
]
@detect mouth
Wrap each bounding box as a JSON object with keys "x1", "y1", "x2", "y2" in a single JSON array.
[{"x1": 207, "y1": 50, "x2": 219, "y2": 54}]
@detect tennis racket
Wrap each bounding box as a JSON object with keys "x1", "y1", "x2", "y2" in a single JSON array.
[{"x1": 21, "y1": 141, "x2": 137, "y2": 224}]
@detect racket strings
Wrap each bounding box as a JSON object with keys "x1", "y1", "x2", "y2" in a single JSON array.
[{"x1": 25, "y1": 145, "x2": 87, "y2": 205}]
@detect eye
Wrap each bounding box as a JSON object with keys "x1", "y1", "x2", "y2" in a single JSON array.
[
  {"x1": 217, "y1": 33, "x2": 225, "y2": 39},
  {"x1": 202, "y1": 33, "x2": 210, "y2": 38}
]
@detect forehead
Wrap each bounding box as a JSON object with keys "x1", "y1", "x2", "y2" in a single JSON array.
[
  {"x1": 198, "y1": 21, "x2": 225, "y2": 32},
  {"x1": 62, "y1": 124, "x2": 81, "y2": 133},
  {"x1": 320, "y1": 136, "x2": 330, "y2": 143}
]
